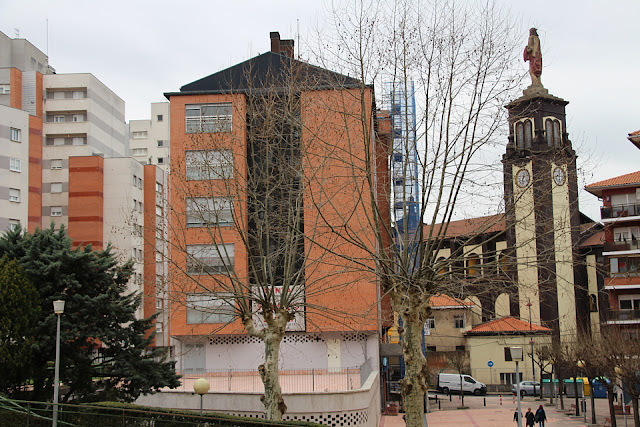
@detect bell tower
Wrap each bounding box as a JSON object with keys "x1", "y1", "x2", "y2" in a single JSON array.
[{"x1": 503, "y1": 29, "x2": 581, "y2": 342}]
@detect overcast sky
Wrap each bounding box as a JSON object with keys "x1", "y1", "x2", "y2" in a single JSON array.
[{"x1": 1, "y1": 0, "x2": 638, "y2": 220}]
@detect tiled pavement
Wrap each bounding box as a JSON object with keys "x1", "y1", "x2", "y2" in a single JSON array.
[{"x1": 380, "y1": 393, "x2": 630, "y2": 426}]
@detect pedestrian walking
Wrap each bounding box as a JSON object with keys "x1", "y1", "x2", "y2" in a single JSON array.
[
  {"x1": 513, "y1": 408, "x2": 522, "y2": 423},
  {"x1": 535, "y1": 404, "x2": 547, "y2": 427},
  {"x1": 525, "y1": 407, "x2": 535, "y2": 427}
]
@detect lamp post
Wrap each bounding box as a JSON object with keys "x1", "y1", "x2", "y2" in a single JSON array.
[
  {"x1": 549, "y1": 358, "x2": 555, "y2": 407},
  {"x1": 52, "y1": 300, "x2": 65, "y2": 427},
  {"x1": 193, "y1": 378, "x2": 210, "y2": 415},
  {"x1": 511, "y1": 347, "x2": 524, "y2": 427}
]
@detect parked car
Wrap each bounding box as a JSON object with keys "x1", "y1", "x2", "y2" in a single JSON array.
[
  {"x1": 511, "y1": 380, "x2": 541, "y2": 396},
  {"x1": 437, "y1": 373, "x2": 487, "y2": 395}
]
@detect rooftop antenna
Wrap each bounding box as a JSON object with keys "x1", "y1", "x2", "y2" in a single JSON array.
[
  {"x1": 14, "y1": 28, "x2": 19, "y2": 38},
  {"x1": 46, "y1": 19, "x2": 49, "y2": 57},
  {"x1": 296, "y1": 19, "x2": 300, "y2": 59}
]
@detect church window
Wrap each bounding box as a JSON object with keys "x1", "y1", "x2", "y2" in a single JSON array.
[
  {"x1": 545, "y1": 118, "x2": 562, "y2": 147},
  {"x1": 515, "y1": 119, "x2": 533, "y2": 150}
]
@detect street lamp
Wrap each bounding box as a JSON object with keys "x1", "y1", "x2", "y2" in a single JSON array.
[
  {"x1": 194, "y1": 378, "x2": 210, "y2": 415},
  {"x1": 52, "y1": 300, "x2": 65, "y2": 427},
  {"x1": 511, "y1": 346, "x2": 524, "y2": 427},
  {"x1": 549, "y1": 358, "x2": 555, "y2": 407}
]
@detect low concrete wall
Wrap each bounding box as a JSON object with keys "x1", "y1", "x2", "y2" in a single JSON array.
[{"x1": 136, "y1": 371, "x2": 380, "y2": 427}]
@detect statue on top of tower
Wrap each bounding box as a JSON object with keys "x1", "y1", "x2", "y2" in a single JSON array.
[{"x1": 524, "y1": 28, "x2": 542, "y2": 87}]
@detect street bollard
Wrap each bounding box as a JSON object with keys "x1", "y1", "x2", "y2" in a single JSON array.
[
  {"x1": 438, "y1": 401, "x2": 441, "y2": 410},
  {"x1": 500, "y1": 394, "x2": 503, "y2": 405},
  {"x1": 484, "y1": 397, "x2": 486, "y2": 407}
]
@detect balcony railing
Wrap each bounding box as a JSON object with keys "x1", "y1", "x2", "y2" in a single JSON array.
[
  {"x1": 604, "y1": 240, "x2": 640, "y2": 252},
  {"x1": 606, "y1": 309, "x2": 640, "y2": 322},
  {"x1": 601, "y1": 204, "x2": 640, "y2": 219}
]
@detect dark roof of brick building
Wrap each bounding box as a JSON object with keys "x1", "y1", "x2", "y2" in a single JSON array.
[{"x1": 166, "y1": 52, "x2": 361, "y2": 96}]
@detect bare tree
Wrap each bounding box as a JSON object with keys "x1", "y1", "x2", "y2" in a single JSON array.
[{"x1": 306, "y1": 1, "x2": 523, "y2": 425}]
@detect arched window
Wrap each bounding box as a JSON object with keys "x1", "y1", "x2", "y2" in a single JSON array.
[
  {"x1": 524, "y1": 119, "x2": 533, "y2": 148},
  {"x1": 436, "y1": 257, "x2": 448, "y2": 275},
  {"x1": 545, "y1": 118, "x2": 562, "y2": 147},
  {"x1": 515, "y1": 119, "x2": 533, "y2": 150},
  {"x1": 467, "y1": 253, "x2": 480, "y2": 276}
]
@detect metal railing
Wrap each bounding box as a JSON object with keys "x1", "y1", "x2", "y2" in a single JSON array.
[
  {"x1": 174, "y1": 366, "x2": 362, "y2": 393},
  {"x1": 606, "y1": 309, "x2": 640, "y2": 322},
  {"x1": 0, "y1": 398, "x2": 314, "y2": 426},
  {"x1": 601, "y1": 204, "x2": 640, "y2": 219},
  {"x1": 604, "y1": 240, "x2": 640, "y2": 252}
]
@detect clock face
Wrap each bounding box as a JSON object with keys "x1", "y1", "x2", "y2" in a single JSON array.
[
  {"x1": 516, "y1": 169, "x2": 530, "y2": 188},
  {"x1": 553, "y1": 167, "x2": 565, "y2": 186}
]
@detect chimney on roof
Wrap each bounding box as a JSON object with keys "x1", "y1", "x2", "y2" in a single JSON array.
[{"x1": 270, "y1": 31, "x2": 295, "y2": 58}]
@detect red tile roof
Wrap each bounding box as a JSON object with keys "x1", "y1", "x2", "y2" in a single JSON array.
[
  {"x1": 585, "y1": 171, "x2": 640, "y2": 195},
  {"x1": 465, "y1": 316, "x2": 550, "y2": 335},
  {"x1": 424, "y1": 214, "x2": 506, "y2": 238},
  {"x1": 430, "y1": 294, "x2": 474, "y2": 309},
  {"x1": 629, "y1": 130, "x2": 640, "y2": 137}
]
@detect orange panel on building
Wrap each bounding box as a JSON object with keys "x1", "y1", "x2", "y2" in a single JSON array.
[{"x1": 68, "y1": 156, "x2": 104, "y2": 249}]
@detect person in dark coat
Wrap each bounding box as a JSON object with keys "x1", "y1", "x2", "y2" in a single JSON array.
[
  {"x1": 535, "y1": 405, "x2": 547, "y2": 427},
  {"x1": 525, "y1": 408, "x2": 536, "y2": 426},
  {"x1": 513, "y1": 408, "x2": 522, "y2": 423}
]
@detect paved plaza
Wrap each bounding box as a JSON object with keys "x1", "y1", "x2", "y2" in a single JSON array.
[{"x1": 381, "y1": 393, "x2": 631, "y2": 426}]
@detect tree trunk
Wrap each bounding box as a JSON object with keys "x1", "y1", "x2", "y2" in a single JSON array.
[
  {"x1": 259, "y1": 328, "x2": 287, "y2": 421},
  {"x1": 632, "y1": 396, "x2": 639, "y2": 427},
  {"x1": 399, "y1": 314, "x2": 429, "y2": 427},
  {"x1": 606, "y1": 383, "x2": 617, "y2": 427}
]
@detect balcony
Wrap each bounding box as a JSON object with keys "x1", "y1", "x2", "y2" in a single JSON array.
[
  {"x1": 604, "y1": 240, "x2": 640, "y2": 252},
  {"x1": 606, "y1": 309, "x2": 640, "y2": 323},
  {"x1": 601, "y1": 203, "x2": 640, "y2": 219}
]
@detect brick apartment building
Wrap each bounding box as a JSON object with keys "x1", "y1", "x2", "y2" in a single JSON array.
[{"x1": 163, "y1": 32, "x2": 385, "y2": 374}]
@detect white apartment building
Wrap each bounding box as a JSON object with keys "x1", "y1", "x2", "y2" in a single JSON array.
[
  {"x1": 42, "y1": 73, "x2": 126, "y2": 230},
  {"x1": 128, "y1": 102, "x2": 170, "y2": 171},
  {"x1": 0, "y1": 104, "x2": 30, "y2": 231}
]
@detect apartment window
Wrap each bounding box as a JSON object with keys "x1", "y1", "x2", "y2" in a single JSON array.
[
  {"x1": 133, "y1": 175, "x2": 137, "y2": 186},
  {"x1": 54, "y1": 115, "x2": 65, "y2": 123},
  {"x1": 614, "y1": 226, "x2": 639, "y2": 242},
  {"x1": 0, "y1": 84, "x2": 10, "y2": 94},
  {"x1": 185, "y1": 149, "x2": 233, "y2": 180},
  {"x1": 72, "y1": 90, "x2": 86, "y2": 99},
  {"x1": 185, "y1": 103, "x2": 232, "y2": 133},
  {"x1": 8, "y1": 219, "x2": 20, "y2": 231},
  {"x1": 157, "y1": 114, "x2": 163, "y2": 122},
  {"x1": 157, "y1": 140, "x2": 164, "y2": 147},
  {"x1": 9, "y1": 158, "x2": 21, "y2": 172},
  {"x1": 51, "y1": 206, "x2": 62, "y2": 216},
  {"x1": 156, "y1": 182, "x2": 163, "y2": 194},
  {"x1": 619, "y1": 297, "x2": 640, "y2": 312},
  {"x1": 610, "y1": 257, "x2": 640, "y2": 275},
  {"x1": 186, "y1": 293, "x2": 235, "y2": 324},
  {"x1": 10, "y1": 128, "x2": 21, "y2": 142},
  {"x1": 467, "y1": 253, "x2": 480, "y2": 276},
  {"x1": 454, "y1": 315, "x2": 465, "y2": 329},
  {"x1": 9, "y1": 188, "x2": 20, "y2": 202},
  {"x1": 51, "y1": 159, "x2": 63, "y2": 170},
  {"x1": 72, "y1": 136, "x2": 86, "y2": 145},
  {"x1": 72, "y1": 114, "x2": 85, "y2": 122},
  {"x1": 500, "y1": 372, "x2": 522, "y2": 385},
  {"x1": 186, "y1": 197, "x2": 233, "y2": 227},
  {"x1": 132, "y1": 131, "x2": 148, "y2": 139},
  {"x1": 50, "y1": 182, "x2": 63, "y2": 193},
  {"x1": 132, "y1": 148, "x2": 148, "y2": 156},
  {"x1": 425, "y1": 317, "x2": 435, "y2": 329},
  {"x1": 186, "y1": 244, "x2": 234, "y2": 274},
  {"x1": 157, "y1": 157, "x2": 164, "y2": 164}
]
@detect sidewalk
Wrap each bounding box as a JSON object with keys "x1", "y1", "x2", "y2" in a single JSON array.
[{"x1": 380, "y1": 393, "x2": 630, "y2": 426}]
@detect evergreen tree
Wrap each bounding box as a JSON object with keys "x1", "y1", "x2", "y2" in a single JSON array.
[
  {"x1": 0, "y1": 226, "x2": 180, "y2": 402},
  {"x1": 0, "y1": 256, "x2": 40, "y2": 396}
]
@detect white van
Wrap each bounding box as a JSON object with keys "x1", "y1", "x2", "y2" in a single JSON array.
[{"x1": 437, "y1": 373, "x2": 487, "y2": 395}]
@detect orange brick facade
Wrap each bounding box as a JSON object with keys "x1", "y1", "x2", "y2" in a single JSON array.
[{"x1": 68, "y1": 156, "x2": 105, "y2": 249}]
